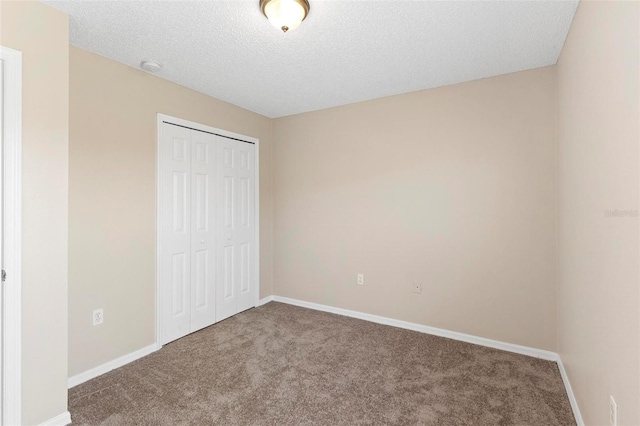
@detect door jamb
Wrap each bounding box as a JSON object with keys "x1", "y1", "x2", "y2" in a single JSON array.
[
  {"x1": 1, "y1": 45, "x2": 22, "y2": 426},
  {"x1": 155, "y1": 113, "x2": 260, "y2": 347}
]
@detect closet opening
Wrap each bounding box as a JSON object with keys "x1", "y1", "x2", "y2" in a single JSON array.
[{"x1": 156, "y1": 114, "x2": 260, "y2": 346}]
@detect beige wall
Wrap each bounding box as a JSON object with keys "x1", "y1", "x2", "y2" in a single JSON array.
[
  {"x1": 557, "y1": 2, "x2": 640, "y2": 425},
  {"x1": 273, "y1": 67, "x2": 558, "y2": 351},
  {"x1": 68, "y1": 47, "x2": 273, "y2": 376},
  {"x1": 0, "y1": 1, "x2": 69, "y2": 424}
]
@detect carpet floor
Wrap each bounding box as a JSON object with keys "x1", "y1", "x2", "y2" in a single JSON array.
[{"x1": 69, "y1": 302, "x2": 575, "y2": 425}]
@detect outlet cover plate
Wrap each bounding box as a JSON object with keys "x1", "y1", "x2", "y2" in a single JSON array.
[
  {"x1": 93, "y1": 308, "x2": 104, "y2": 326},
  {"x1": 413, "y1": 283, "x2": 422, "y2": 294}
]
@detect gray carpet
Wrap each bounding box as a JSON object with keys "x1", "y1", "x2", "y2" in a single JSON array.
[{"x1": 69, "y1": 302, "x2": 575, "y2": 425}]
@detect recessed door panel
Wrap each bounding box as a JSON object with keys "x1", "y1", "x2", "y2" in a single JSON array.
[
  {"x1": 240, "y1": 177, "x2": 249, "y2": 227},
  {"x1": 240, "y1": 242, "x2": 249, "y2": 294},
  {"x1": 223, "y1": 147, "x2": 233, "y2": 167},
  {"x1": 173, "y1": 172, "x2": 188, "y2": 233},
  {"x1": 195, "y1": 142, "x2": 208, "y2": 164},
  {"x1": 173, "y1": 138, "x2": 187, "y2": 161},
  {"x1": 240, "y1": 150, "x2": 249, "y2": 170},
  {"x1": 194, "y1": 249, "x2": 208, "y2": 310},
  {"x1": 195, "y1": 173, "x2": 208, "y2": 232},
  {"x1": 223, "y1": 245, "x2": 234, "y2": 299},
  {"x1": 172, "y1": 252, "x2": 188, "y2": 316},
  {"x1": 223, "y1": 176, "x2": 234, "y2": 229}
]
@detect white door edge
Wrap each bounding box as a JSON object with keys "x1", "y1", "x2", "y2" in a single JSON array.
[
  {"x1": 155, "y1": 113, "x2": 260, "y2": 348},
  {"x1": 1, "y1": 45, "x2": 23, "y2": 426}
]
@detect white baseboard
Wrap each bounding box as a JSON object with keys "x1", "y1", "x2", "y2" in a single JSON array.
[
  {"x1": 270, "y1": 296, "x2": 559, "y2": 361},
  {"x1": 557, "y1": 357, "x2": 584, "y2": 426},
  {"x1": 68, "y1": 343, "x2": 160, "y2": 388},
  {"x1": 257, "y1": 295, "x2": 274, "y2": 306},
  {"x1": 38, "y1": 411, "x2": 71, "y2": 426}
]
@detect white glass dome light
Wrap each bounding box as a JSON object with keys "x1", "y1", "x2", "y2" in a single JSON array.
[{"x1": 260, "y1": 0, "x2": 310, "y2": 33}]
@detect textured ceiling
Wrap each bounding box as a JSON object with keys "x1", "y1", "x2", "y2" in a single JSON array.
[{"x1": 43, "y1": 0, "x2": 578, "y2": 118}]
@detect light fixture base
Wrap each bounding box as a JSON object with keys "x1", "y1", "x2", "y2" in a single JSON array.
[
  {"x1": 260, "y1": 0, "x2": 310, "y2": 18},
  {"x1": 260, "y1": 0, "x2": 310, "y2": 33}
]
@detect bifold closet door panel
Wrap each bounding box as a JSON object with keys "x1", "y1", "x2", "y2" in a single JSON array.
[
  {"x1": 216, "y1": 138, "x2": 256, "y2": 322},
  {"x1": 189, "y1": 130, "x2": 217, "y2": 333},
  {"x1": 236, "y1": 141, "x2": 256, "y2": 313},
  {"x1": 216, "y1": 136, "x2": 238, "y2": 322},
  {"x1": 161, "y1": 123, "x2": 192, "y2": 344}
]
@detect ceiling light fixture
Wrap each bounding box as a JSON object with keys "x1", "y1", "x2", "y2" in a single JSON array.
[{"x1": 260, "y1": 0, "x2": 310, "y2": 33}]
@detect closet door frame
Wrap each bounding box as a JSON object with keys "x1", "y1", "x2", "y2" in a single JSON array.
[{"x1": 155, "y1": 113, "x2": 260, "y2": 347}]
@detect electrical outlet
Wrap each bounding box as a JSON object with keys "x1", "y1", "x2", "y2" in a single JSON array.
[
  {"x1": 93, "y1": 308, "x2": 104, "y2": 326},
  {"x1": 357, "y1": 274, "x2": 364, "y2": 286},
  {"x1": 413, "y1": 283, "x2": 422, "y2": 294},
  {"x1": 610, "y1": 395, "x2": 618, "y2": 426}
]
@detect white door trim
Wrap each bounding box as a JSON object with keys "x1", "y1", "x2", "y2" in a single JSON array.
[
  {"x1": 1, "y1": 45, "x2": 22, "y2": 426},
  {"x1": 155, "y1": 113, "x2": 260, "y2": 347}
]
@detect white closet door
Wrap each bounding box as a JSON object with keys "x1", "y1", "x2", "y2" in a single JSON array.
[
  {"x1": 160, "y1": 120, "x2": 256, "y2": 341},
  {"x1": 161, "y1": 123, "x2": 192, "y2": 344},
  {"x1": 189, "y1": 130, "x2": 217, "y2": 332},
  {"x1": 235, "y1": 141, "x2": 256, "y2": 313},
  {"x1": 216, "y1": 137, "x2": 256, "y2": 321},
  {"x1": 216, "y1": 137, "x2": 238, "y2": 321}
]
